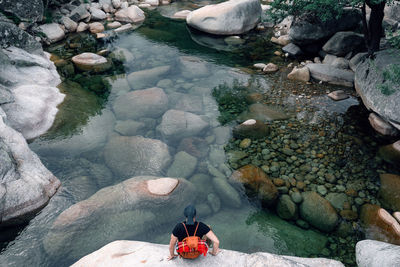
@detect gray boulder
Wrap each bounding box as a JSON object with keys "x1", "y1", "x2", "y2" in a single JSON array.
[
  {"x1": 158, "y1": 109, "x2": 209, "y2": 142},
  {"x1": 212, "y1": 176, "x2": 241, "y2": 208},
  {"x1": 289, "y1": 9, "x2": 361, "y2": 46},
  {"x1": 276, "y1": 194, "x2": 298, "y2": 220},
  {"x1": 186, "y1": 0, "x2": 261, "y2": 35},
  {"x1": 167, "y1": 151, "x2": 198, "y2": 179},
  {"x1": 0, "y1": 0, "x2": 43, "y2": 22},
  {"x1": 112, "y1": 87, "x2": 169, "y2": 120},
  {"x1": 179, "y1": 56, "x2": 210, "y2": 79},
  {"x1": 69, "y1": 4, "x2": 91, "y2": 22},
  {"x1": 307, "y1": 63, "x2": 354, "y2": 87},
  {"x1": 356, "y1": 240, "x2": 400, "y2": 267},
  {"x1": 349, "y1": 52, "x2": 367, "y2": 71},
  {"x1": 300, "y1": 191, "x2": 339, "y2": 232},
  {"x1": 0, "y1": 112, "x2": 60, "y2": 226},
  {"x1": 322, "y1": 31, "x2": 365, "y2": 57},
  {"x1": 71, "y1": 240, "x2": 344, "y2": 266},
  {"x1": 355, "y1": 49, "x2": 400, "y2": 130},
  {"x1": 104, "y1": 136, "x2": 171, "y2": 178},
  {"x1": 0, "y1": 21, "x2": 42, "y2": 54},
  {"x1": 44, "y1": 177, "x2": 196, "y2": 261},
  {"x1": 282, "y1": 43, "x2": 303, "y2": 57},
  {"x1": 38, "y1": 23, "x2": 66, "y2": 44}
]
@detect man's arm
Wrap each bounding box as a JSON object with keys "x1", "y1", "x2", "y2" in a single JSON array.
[
  {"x1": 205, "y1": 230, "x2": 220, "y2": 256},
  {"x1": 168, "y1": 234, "x2": 178, "y2": 260}
]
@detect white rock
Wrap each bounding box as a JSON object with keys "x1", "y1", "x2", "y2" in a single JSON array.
[
  {"x1": 106, "y1": 21, "x2": 122, "y2": 29},
  {"x1": 112, "y1": 0, "x2": 122, "y2": 9},
  {"x1": 356, "y1": 240, "x2": 400, "y2": 267},
  {"x1": 115, "y1": 6, "x2": 145, "y2": 23},
  {"x1": 89, "y1": 7, "x2": 107, "y2": 20},
  {"x1": 72, "y1": 240, "x2": 345, "y2": 267},
  {"x1": 327, "y1": 90, "x2": 349, "y2": 101},
  {"x1": 172, "y1": 10, "x2": 192, "y2": 20},
  {"x1": 71, "y1": 52, "x2": 110, "y2": 72},
  {"x1": 186, "y1": 0, "x2": 261, "y2": 35},
  {"x1": 144, "y1": 0, "x2": 159, "y2": 6},
  {"x1": 147, "y1": 178, "x2": 179, "y2": 195},
  {"x1": 253, "y1": 63, "x2": 267, "y2": 69},
  {"x1": 38, "y1": 23, "x2": 65, "y2": 43},
  {"x1": 76, "y1": 22, "x2": 89, "y2": 32},
  {"x1": 61, "y1": 16, "x2": 78, "y2": 32}
]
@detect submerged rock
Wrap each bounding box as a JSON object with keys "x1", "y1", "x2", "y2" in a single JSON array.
[
  {"x1": 186, "y1": 0, "x2": 261, "y2": 35},
  {"x1": 378, "y1": 141, "x2": 400, "y2": 165},
  {"x1": 72, "y1": 240, "x2": 344, "y2": 266},
  {"x1": 112, "y1": 87, "x2": 168, "y2": 120},
  {"x1": 300, "y1": 191, "x2": 339, "y2": 232},
  {"x1": 239, "y1": 103, "x2": 292, "y2": 122},
  {"x1": 44, "y1": 177, "x2": 196, "y2": 260},
  {"x1": 212, "y1": 176, "x2": 241, "y2": 208},
  {"x1": 356, "y1": 240, "x2": 400, "y2": 267},
  {"x1": 167, "y1": 151, "x2": 198, "y2": 179},
  {"x1": 104, "y1": 136, "x2": 171, "y2": 178},
  {"x1": 233, "y1": 119, "x2": 270, "y2": 139},
  {"x1": 379, "y1": 173, "x2": 400, "y2": 211},
  {"x1": 127, "y1": 65, "x2": 171, "y2": 90}
]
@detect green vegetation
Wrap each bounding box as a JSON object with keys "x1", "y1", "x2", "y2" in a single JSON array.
[
  {"x1": 378, "y1": 63, "x2": 400, "y2": 95},
  {"x1": 212, "y1": 79, "x2": 262, "y2": 125}
]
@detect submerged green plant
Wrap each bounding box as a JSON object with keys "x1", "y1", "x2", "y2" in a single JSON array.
[{"x1": 212, "y1": 79, "x2": 255, "y2": 125}]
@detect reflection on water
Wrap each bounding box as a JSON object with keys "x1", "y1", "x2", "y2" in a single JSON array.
[{"x1": 0, "y1": 7, "x2": 391, "y2": 267}]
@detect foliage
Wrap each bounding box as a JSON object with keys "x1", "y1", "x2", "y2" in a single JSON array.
[
  {"x1": 387, "y1": 30, "x2": 400, "y2": 49},
  {"x1": 378, "y1": 63, "x2": 400, "y2": 95},
  {"x1": 212, "y1": 79, "x2": 251, "y2": 125}
]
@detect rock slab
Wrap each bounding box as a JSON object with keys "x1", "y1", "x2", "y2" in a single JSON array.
[{"x1": 356, "y1": 240, "x2": 400, "y2": 267}]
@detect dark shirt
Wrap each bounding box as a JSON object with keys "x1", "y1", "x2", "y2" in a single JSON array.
[{"x1": 172, "y1": 221, "x2": 210, "y2": 242}]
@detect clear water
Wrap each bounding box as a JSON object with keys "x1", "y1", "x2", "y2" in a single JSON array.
[{"x1": 0, "y1": 8, "x2": 397, "y2": 267}]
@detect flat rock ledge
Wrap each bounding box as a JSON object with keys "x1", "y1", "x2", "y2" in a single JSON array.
[
  {"x1": 72, "y1": 240, "x2": 344, "y2": 267},
  {"x1": 356, "y1": 240, "x2": 400, "y2": 267}
]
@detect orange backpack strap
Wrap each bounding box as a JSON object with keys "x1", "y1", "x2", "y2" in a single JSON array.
[{"x1": 181, "y1": 222, "x2": 199, "y2": 237}]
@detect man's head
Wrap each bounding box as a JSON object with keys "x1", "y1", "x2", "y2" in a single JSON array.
[{"x1": 183, "y1": 205, "x2": 196, "y2": 225}]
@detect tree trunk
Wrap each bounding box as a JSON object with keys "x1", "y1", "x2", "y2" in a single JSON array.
[{"x1": 365, "y1": 0, "x2": 386, "y2": 56}]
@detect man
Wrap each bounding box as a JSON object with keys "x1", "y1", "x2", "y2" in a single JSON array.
[{"x1": 168, "y1": 205, "x2": 220, "y2": 260}]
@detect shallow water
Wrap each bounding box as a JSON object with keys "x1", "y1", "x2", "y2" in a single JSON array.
[{"x1": 0, "y1": 7, "x2": 398, "y2": 267}]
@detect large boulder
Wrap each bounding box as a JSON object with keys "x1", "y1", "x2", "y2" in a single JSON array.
[
  {"x1": 379, "y1": 173, "x2": 400, "y2": 211},
  {"x1": 299, "y1": 191, "x2": 339, "y2": 232},
  {"x1": 289, "y1": 9, "x2": 362, "y2": 46},
  {"x1": 112, "y1": 87, "x2": 168, "y2": 120},
  {"x1": 378, "y1": 141, "x2": 400, "y2": 165},
  {"x1": 356, "y1": 240, "x2": 400, "y2": 267},
  {"x1": 104, "y1": 136, "x2": 171, "y2": 178},
  {"x1": 360, "y1": 204, "x2": 400, "y2": 245},
  {"x1": 43, "y1": 177, "x2": 197, "y2": 260},
  {"x1": 0, "y1": 21, "x2": 42, "y2": 54},
  {"x1": 355, "y1": 49, "x2": 400, "y2": 130},
  {"x1": 157, "y1": 109, "x2": 209, "y2": 142},
  {"x1": 0, "y1": 47, "x2": 65, "y2": 140},
  {"x1": 0, "y1": 112, "x2": 60, "y2": 226},
  {"x1": 38, "y1": 23, "x2": 66, "y2": 44},
  {"x1": 114, "y1": 6, "x2": 145, "y2": 23},
  {"x1": 72, "y1": 240, "x2": 345, "y2": 267},
  {"x1": 322, "y1": 32, "x2": 365, "y2": 57},
  {"x1": 307, "y1": 63, "x2": 354, "y2": 87},
  {"x1": 186, "y1": 0, "x2": 262, "y2": 35},
  {"x1": 230, "y1": 165, "x2": 278, "y2": 205},
  {"x1": 0, "y1": 0, "x2": 43, "y2": 22}
]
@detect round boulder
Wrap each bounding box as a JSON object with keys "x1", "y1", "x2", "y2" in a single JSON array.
[
  {"x1": 300, "y1": 191, "x2": 339, "y2": 232},
  {"x1": 379, "y1": 173, "x2": 400, "y2": 211},
  {"x1": 71, "y1": 53, "x2": 111, "y2": 73}
]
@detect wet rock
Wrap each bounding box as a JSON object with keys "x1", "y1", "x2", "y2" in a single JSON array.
[
  {"x1": 0, "y1": 21, "x2": 42, "y2": 54},
  {"x1": 327, "y1": 90, "x2": 349, "y2": 101},
  {"x1": 233, "y1": 119, "x2": 269, "y2": 139},
  {"x1": 360, "y1": 204, "x2": 400, "y2": 245},
  {"x1": 38, "y1": 23, "x2": 65, "y2": 43},
  {"x1": 300, "y1": 191, "x2": 339, "y2": 232},
  {"x1": 65, "y1": 176, "x2": 97, "y2": 202},
  {"x1": 355, "y1": 49, "x2": 400, "y2": 131},
  {"x1": 61, "y1": 16, "x2": 78, "y2": 32},
  {"x1": 89, "y1": 22, "x2": 105, "y2": 33},
  {"x1": 240, "y1": 103, "x2": 292, "y2": 122},
  {"x1": 230, "y1": 165, "x2": 278, "y2": 205},
  {"x1": 289, "y1": 9, "x2": 361, "y2": 46},
  {"x1": 239, "y1": 138, "x2": 251, "y2": 148},
  {"x1": 307, "y1": 63, "x2": 354, "y2": 87},
  {"x1": 114, "y1": 120, "x2": 145, "y2": 136},
  {"x1": 253, "y1": 63, "x2": 267, "y2": 70},
  {"x1": 157, "y1": 109, "x2": 209, "y2": 142},
  {"x1": 72, "y1": 52, "x2": 111, "y2": 73},
  {"x1": 290, "y1": 191, "x2": 303, "y2": 204},
  {"x1": 177, "y1": 137, "x2": 209, "y2": 158},
  {"x1": 44, "y1": 177, "x2": 195, "y2": 260},
  {"x1": 189, "y1": 174, "x2": 213, "y2": 198},
  {"x1": 186, "y1": 0, "x2": 261, "y2": 35},
  {"x1": 69, "y1": 4, "x2": 91, "y2": 22},
  {"x1": 115, "y1": 6, "x2": 145, "y2": 23},
  {"x1": 356, "y1": 240, "x2": 400, "y2": 267},
  {"x1": 104, "y1": 136, "x2": 171, "y2": 178},
  {"x1": 277, "y1": 194, "x2": 298, "y2": 220},
  {"x1": 287, "y1": 67, "x2": 310, "y2": 82},
  {"x1": 127, "y1": 65, "x2": 171, "y2": 90},
  {"x1": 114, "y1": 23, "x2": 134, "y2": 33},
  {"x1": 172, "y1": 10, "x2": 192, "y2": 20},
  {"x1": 326, "y1": 193, "x2": 348, "y2": 211},
  {"x1": 71, "y1": 240, "x2": 344, "y2": 267},
  {"x1": 262, "y1": 63, "x2": 279, "y2": 73},
  {"x1": 322, "y1": 31, "x2": 365, "y2": 57},
  {"x1": 167, "y1": 151, "x2": 198, "y2": 179},
  {"x1": 207, "y1": 193, "x2": 221, "y2": 213},
  {"x1": 107, "y1": 21, "x2": 122, "y2": 29},
  {"x1": 212, "y1": 176, "x2": 241, "y2": 208},
  {"x1": 378, "y1": 141, "x2": 400, "y2": 165},
  {"x1": 379, "y1": 173, "x2": 400, "y2": 211},
  {"x1": 368, "y1": 113, "x2": 399, "y2": 136},
  {"x1": 213, "y1": 126, "x2": 231, "y2": 144},
  {"x1": 90, "y1": 7, "x2": 107, "y2": 21},
  {"x1": 179, "y1": 56, "x2": 210, "y2": 79},
  {"x1": 282, "y1": 43, "x2": 303, "y2": 57},
  {"x1": 171, "y1": 93, "x2": 203, "y2": 114},
  {"x1": 113, "y1": 87, "x2": 168, "y2": 120}
]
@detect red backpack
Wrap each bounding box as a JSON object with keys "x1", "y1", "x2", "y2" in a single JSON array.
[{"x1": 177, "y1": 222, "x2": 208, "y2": 259}]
